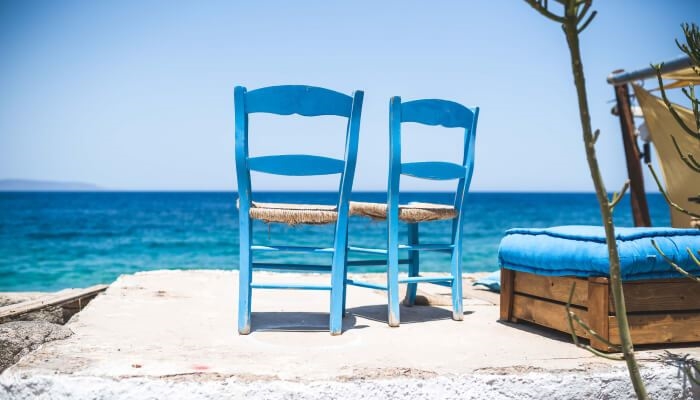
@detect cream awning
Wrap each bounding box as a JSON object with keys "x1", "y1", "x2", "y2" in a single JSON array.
[{"x1": 633, "y1": 85, "x2": 700, "y2": 227}]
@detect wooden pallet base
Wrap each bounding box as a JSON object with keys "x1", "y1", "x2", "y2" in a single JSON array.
[{"x1": 500, "y1": 269, "x2": 700, "y2": 351}]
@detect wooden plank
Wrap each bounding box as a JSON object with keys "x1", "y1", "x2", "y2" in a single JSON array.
[
  {"x1": 500, "y1": 268, "x2": 515, "y2": 322},
  {"x1": 587, "y1": 278, "x2": 611, "y2": 351},
  {"x1": 618, "y1": 279, "x2": 700, "y2": 313},
  {"x1": 513, "y1": 271, "x2": 588, "y2": 307},
  {"x1": 511, "y1": 294, "x2": 590, "y2": 338},
  {"x1": 0, "y1": 284, "x2": 108, "y2": 320},
  {"x1": 613, "y1": 83, "x2": 651, "y2": 227},
  {"x1": 609, "y1": 313, "x2": 700, "y2": 346}
]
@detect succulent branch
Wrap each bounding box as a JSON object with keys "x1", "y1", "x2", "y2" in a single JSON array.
[
  {"x1": 688, "y1": 248, "x2": 700, "y2": 268},
  {"x1": 576, "y1": 10, "x2": 596, "y2": 34},
  {"x1": 676, "y1": 23, "x2": 700, "y2": 67},
  {"x1": 670, "y1": 135, "x2": 700, "y2": 172},
  {"x1": 523, "y1": 1, "x2": 648, "y2": 398},
  {"x1": 653, "y1": 65, "x2": 700, "y2": 139},
  {"x1": 609, "y1": 180, "x2": 630, "y2": 211},
  {"x1": 647, "y1": 163, "x2": 700, "y2": 218},
  {"x1": 565, "y1": 284, "x2": 623, "y2": 360},
  {"x1": 680, "y1": 85, "x2": 700, "y2": 130},
  {"x1": 651, "y1": 240, "x2": 700, "y2": 282},
  {"x1": 653, "y1": 21, "x2": 700, "y2": 390},
  {"x1": 680, "y1": 86, "x2": 700, "y2": 105},
  {"x1": 565, "y1": 284, "x2": 622, "y2": 357},
  {"x1": 523, "y1": 0, "x2": 566, "y2": 23},
  {"x1": 592, "y1": 129, "x2": 600, "y2": 144}
]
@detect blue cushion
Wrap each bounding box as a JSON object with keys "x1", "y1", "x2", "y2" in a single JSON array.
[
  {"x1": 472, "y1": 270, "x2": 501, "y2": 292},
  {"x1": 498, "y1": 226, "x2": 700, "y2": 281}
]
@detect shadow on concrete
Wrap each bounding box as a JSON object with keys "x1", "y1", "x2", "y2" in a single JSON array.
[
  {"x1": 250, "y1": 312, "x2": 367, "y2": 332},
  {"x1": 496, "y1": 319, "x2": 574, "y2": 344},
  {"x1": 348, "y1": 304, "x2": 474, "y2": 324},
  {"x1": 499, "y1": 319, "x2": 700, "y2": 356}
]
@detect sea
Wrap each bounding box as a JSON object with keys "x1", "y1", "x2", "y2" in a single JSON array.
[{"x1": 0, "y1": 192, "x2": 671, "y2": 292}]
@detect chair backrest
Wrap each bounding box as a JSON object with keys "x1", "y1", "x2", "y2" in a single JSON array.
[
  {"x1": 388, "y1": 96, "x2": 479, "y2": 215},
  {"x1": 235, "y1": 85, "x2": 364, "y2": 213}
]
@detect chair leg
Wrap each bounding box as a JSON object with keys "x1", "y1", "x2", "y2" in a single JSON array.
[
  {"x1": 238, "y1": 220, "x2": 253, "y2": 334},
  {"x1": 341, "y1": 244, "x2": 349, "y2": 317},
  {"x1": 450, "y1": 234, "x2": 464, "y2": 321},
  {"x1": 387, "y1": 226, "x2": 401, "y2": 327},
  {"x1": 330, "y1": 224, "x2": 349, "y2": 335},
  {"x1": 404, "y1": 223, "x2": 419, "y2": 306}
]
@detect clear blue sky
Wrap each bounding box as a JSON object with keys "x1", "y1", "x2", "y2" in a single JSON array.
[{"x1": 1, "y1": 1, "x2": 698, "y2": 191}]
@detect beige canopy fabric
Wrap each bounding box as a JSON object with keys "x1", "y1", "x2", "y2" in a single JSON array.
[
  {"x1": 633, "y1": 85, "x2": 700, "y2": 227},
  {"x1": 656, "y1": 66, "x2": 700, "y2": 90}
]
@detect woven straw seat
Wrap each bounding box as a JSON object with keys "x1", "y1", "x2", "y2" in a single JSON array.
[
  {"x1": 350, "y1": 201, "x2": 457, "y2": 223},
  {"x1": 247, "y1": 201, "x2": 338, "y2": 225}
]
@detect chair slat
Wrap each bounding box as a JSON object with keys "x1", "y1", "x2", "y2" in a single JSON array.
[
  {"x1": 246, "y1": 85, "x2": 353, "y2": 117},
  {"x1": 401, "y1": 161, "x2": 466, "y2": 180},
  {"x1": 252, "y1": 263, "x2": 332, "y2": 272},
  {"x1": 348, "y1": 246, "x2": 388, "y2": 255},
  {"x1": 345, "y1": 279, "x2": 388, "y2": 291},
  {"x1": 251, "y1": 245, "x2": 335, "y2": 253},
  {"x1": 398, "y1": 276, "x2": 454, "y2": 284},
  {"x1": 251, "y1": 283, "x2": 332, "y2": 290},
  {"x1": 248, "y1": 155, "x2": 345, "y2": 176},
  {"x1": 346, "y1": 259, "x2": 410, "y2": 266},
  {"x1": 399, "y1": 243, "x2": 456, "y2": 251},
  {"x1": 401, "y1": 99, "x2": 475, "y2": 128}
]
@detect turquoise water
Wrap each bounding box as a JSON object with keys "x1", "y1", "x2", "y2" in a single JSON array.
[{"x1": 0, "y1": 192, "x2": 671, "y2": 291}]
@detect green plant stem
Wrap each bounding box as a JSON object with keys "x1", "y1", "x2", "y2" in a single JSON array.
[
  {"x1": 647, "y1": 163, "x2": 700, "y2": 218},
  {"x1": 651, "y1": 240, "x2": 700, "y2": 282},
  {"x1": 560, "y1": 2, "x2": 648, "y2": 398}
]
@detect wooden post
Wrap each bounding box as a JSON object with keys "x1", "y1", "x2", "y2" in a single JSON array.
[
  {"x1": 499, "y1": 268, "x2": 516, "y2": 322},
  {"x1": 613, "y1": 82, "x2": 651, "y2": 227},
  {"x1": 587, "y1": 277, "x2": 611, "y2": 351}
]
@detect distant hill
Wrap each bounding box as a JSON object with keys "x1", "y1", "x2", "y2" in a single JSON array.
[{"x1": 0, "y1": 179, "x2": 101, "y2": 191}]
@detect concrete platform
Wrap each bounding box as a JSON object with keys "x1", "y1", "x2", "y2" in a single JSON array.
[{"x1": 1, "y1": 270, "x2": 698, "y2": 399}]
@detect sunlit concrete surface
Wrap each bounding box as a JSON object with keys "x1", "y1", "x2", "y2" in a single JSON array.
[{"x1": 1, "y1": 270, "x2": 698, "y2": 399}]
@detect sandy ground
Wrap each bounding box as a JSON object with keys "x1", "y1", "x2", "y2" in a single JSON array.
[{"x1": 1, "y1": 270, "x2": 699, "y2": 399}]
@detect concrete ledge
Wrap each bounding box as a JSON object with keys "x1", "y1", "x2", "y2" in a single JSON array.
[
  {"x1": 2, "y1": 367, "x2": 698, "y2": 400},
  {"x1": 1, "y1": 270, "x2": 698, "y2": 399}
]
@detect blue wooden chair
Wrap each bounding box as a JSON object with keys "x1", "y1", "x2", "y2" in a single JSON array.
[
  {"x1": 235, "y1": 85, "x2": 364, "y2": 335},
  {"x1": 349, "y1": 96, "x2": 479, "y2": 326}
]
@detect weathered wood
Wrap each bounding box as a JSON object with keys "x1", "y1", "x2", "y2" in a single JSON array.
[
  {"x1": 613, "y1": 83, "x2": 651, "y2": 227},
  {"x1": 0, "y1": 284, "x2": 107, "y2": 321},
  {"x1": 500, "y1": 268, "x2": 515, "y2": 322},
  {"x1": 512, "y1": 294, "x2": 590, "y2": 338},
  {"x1": 513, "y1": 271, "x2": 588, "y2": 307},
  {"x1": 609, "y1": 313, "x2": 700, "y2": 345},
  {"x1": 619, "y1": 279, "x2": 700, "y2": 313},
  {"x1": 504, "y1": 271, "x2": 700, "y2": 352},
  {"x1": 587, "y1": 278, "x2": 611, "y2": 351}
]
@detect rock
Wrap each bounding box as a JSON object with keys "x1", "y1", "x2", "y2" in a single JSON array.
[
  {"x1": 0, "y1": 295, "x2": 66, "y2": 324},
  {"x1": 0, "y1": 321, "x2": 72, "y2": 372},
  {"x1": 10, "y1": 307, "x2": 65, "y2": 324}
]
